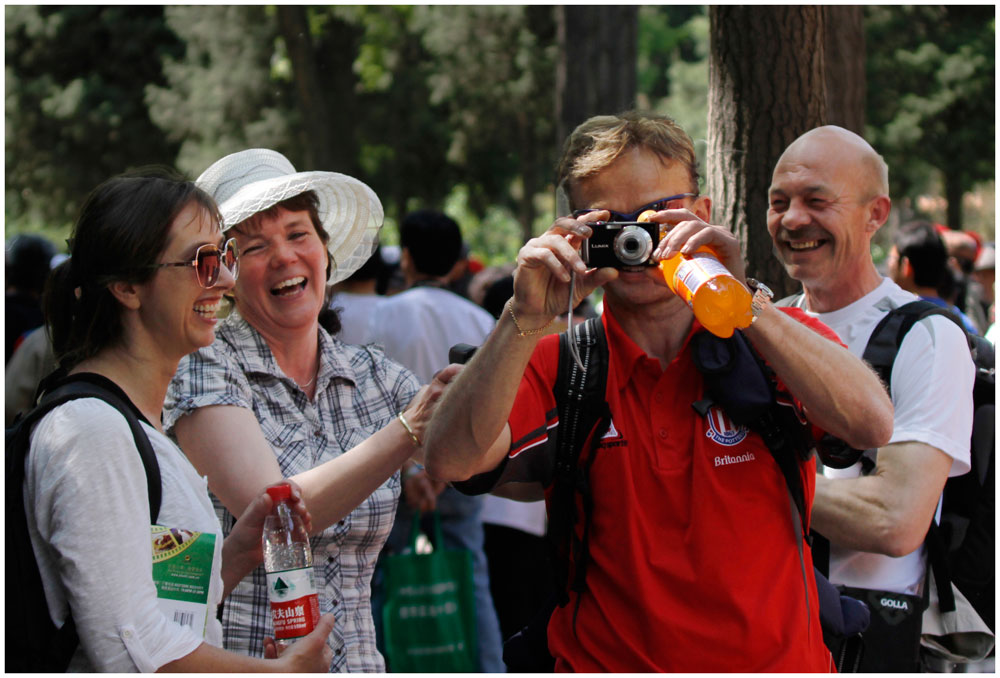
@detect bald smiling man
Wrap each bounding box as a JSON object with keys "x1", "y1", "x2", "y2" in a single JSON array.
[{"x1": 770, "y1": 126, "x2": 975, "y2": 672}]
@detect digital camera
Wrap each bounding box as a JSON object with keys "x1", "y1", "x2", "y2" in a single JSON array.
[{"x1": 582, "y1": 221, "x2": 663, "y2": 269}]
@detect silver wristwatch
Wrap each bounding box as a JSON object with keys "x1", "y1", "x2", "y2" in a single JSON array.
[{"x1": 746, "y1": 278, "x2": 773, "y2": 324}]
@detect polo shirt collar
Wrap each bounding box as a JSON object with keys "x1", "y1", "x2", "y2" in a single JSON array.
[{"x1": 602, "y1": 300, "x2": 703, "y2": 384}]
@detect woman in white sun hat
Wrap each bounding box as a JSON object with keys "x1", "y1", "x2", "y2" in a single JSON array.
[{"x1": 163, "y1": 149, "x2": 455, "y2": 671}]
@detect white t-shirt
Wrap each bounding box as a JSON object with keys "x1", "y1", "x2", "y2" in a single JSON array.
[
  {"x1": 368, "y1": 286, "x2": 496, "y2": 384},
  {"x1": 369, "y1": 286, "x2": 550, "y2": 534},
  {"x1": 26, "y1": 398, "x2": 224, "y2": 671},
  {"x1": 331, "y1": 291, "x2": 380, "y2": 346},
  {"x1": 790, "y1": 277, "x2": 973, "y2": 594},
  {"x1": 480, "y1": 494, "x2": 547, "y2": 536}
]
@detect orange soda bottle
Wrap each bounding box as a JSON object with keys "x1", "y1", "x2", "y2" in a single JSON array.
[{"x1": 639, "y1": 210, "x2": 753, "y2": 338}]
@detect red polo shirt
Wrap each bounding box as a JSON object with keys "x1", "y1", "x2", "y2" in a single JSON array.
[{"x1": 505, "y1": 305, "x2": 836, "y2": 672}]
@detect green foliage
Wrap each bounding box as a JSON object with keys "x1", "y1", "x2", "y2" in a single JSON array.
[
  {"x1": 442, "y1": 185, "x2": 525, "y2": 265},
  {"x1": 636, "y1": 8, "x2": 709, "y2": 181},
  {"x1": 7, "y1": 5, "x2": 990, "y2": 262},
  {"x1": 865, "y1": 6, "x2": 994, "y2": 215},
  {"x1": 5, "y1": 5, "x2": 182, "y2": 234},
  {"x1": 147, "y1": 6, "x2": 294, "y2": 178},
  {"x1": 411, "y1": 5, "x2": 557, "y2": 220},
  {"x1": 349, "y1": 6, "x2": 455, "y2": 217},
  {"x1": 637, "y1": 6, "x2": 706, "y2": 103}
]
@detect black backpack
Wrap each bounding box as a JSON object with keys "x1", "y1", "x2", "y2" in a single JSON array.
[
  {"x1": 5, "y1": 373, "x2": 161, "y2": 672},
  {"x1": 861, "y1": 300, "x2": 995, "y2": 631}
]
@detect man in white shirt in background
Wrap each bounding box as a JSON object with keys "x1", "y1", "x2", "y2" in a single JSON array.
[
  {"x1": 329, "y1": 244, "x2": 386, "y2": 346},
  {"x1": 368, "y1": 209, "x2": 495, "y2": 379},
  {"x1": 368, "y1": 209, "x2": 504, "y2": 672}
]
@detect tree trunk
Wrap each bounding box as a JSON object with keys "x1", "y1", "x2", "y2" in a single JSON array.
[
  {"x1": 823, "y1": 6, "x2": 865, "y2": 134},
  {"x1": 276, "y1": 7, "x2": 333, "y2": 170},
  {"x1": 517, "y1": 113, "x2": 538, "y2": 243},
  {"x1": 555, "y1": 6, "x2": 638, "y2": 151},
  {"x1": 707, "y1": 6, "x2": 827, "y2": 299},
  {"x1": 276, "y1": 7, "x2": 358, "y2": 173},
  {"x1": 944, "y1": 171, "x2": 964, "y2": 232}
]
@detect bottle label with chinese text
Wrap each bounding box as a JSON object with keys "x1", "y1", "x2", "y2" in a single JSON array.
[{"x1": 265, "y1": 567, "x2": 321, "y2": 640}]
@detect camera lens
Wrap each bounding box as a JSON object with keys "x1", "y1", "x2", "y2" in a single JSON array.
[{"x1": 613, "y1": 226, "x2": 653, "y2": 266}]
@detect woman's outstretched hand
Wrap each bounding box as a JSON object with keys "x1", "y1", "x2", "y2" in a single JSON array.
[{"x1": 264, "y1": 612, "x2": 336, "y2": 671}]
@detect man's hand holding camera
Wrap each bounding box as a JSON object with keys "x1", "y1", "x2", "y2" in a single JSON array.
[{"x1": 511, "y1": 213, "x2": 617, "y2": 330}]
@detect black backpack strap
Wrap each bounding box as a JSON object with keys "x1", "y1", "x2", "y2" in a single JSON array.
[
  {"x1": 27, "y1": 379, "x2": 161, "y2": 523},
  {"x1": 862, "y1": 300, "x2": 971, "y2": 387},
  {"x1": 861, "y1": 300, "x2": 980, "y2": 617},
  {"x1": 690, "y1": 330, "x2": 811, "y2": 535},
  {"x1": 549, "y1": 317, "x2": 610, "y2": 629}
]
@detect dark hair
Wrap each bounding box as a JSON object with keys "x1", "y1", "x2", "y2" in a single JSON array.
[
  {"x1": 43, "y1": 168, "x2": 220, "y2": 369},
  {"x1": 6, "y1": 234, "x2": 58, "y2": 294},
  {"x1": 895, "y1": 220, "x2": 948, "y2": 289},
  {"x1": 482, "y1": 275, "x2": 515, "y2": 319},
  {"x1": 231, "y1": 190, "x2": 342, "y2": 335},
  {"x1": 400, "y1": 209, "x2": 463, "y2": 277},
  {"x1": 345, "y1": 244, "x2": 385, "y2": 283}
]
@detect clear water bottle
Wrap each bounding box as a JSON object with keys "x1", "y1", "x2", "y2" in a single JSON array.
[{"x1": 262, "y1": 483, "x2": 321, "y2": 650}]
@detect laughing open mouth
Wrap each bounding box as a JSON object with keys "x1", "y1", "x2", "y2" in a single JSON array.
[
  {"x1": 271, "y1": 276, "x2": 306, "y2": 296},
  {"x1": 786, "y1": 239, "x2": 827, "y2": 252},
  {"x1": 194, "y1": 300, "x2": 222, "y2": 318}
]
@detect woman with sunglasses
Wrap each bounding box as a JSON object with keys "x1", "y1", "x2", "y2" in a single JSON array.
[
  {"x1": 163, "y1": 150, "x2": 456, "y2": 671},
  {"x1": 25, "y1": 169, "x2": 334, "y2": 672}
]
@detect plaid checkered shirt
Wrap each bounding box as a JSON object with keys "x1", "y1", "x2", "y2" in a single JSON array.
[{"x1": 164, "y1": 309, "x2": 420, "y2": 672}]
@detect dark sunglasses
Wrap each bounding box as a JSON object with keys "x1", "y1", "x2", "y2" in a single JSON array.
[
  {"x1": 572, "y1": 193, "x2": 698, "y2": 222},
  {"x1": 153, "y1": 237, "x2": 240, "y2": 288}
]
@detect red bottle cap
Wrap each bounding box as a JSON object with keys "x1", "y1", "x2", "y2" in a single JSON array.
[{"x1": 266, "y1": 483, "x2": 292, "y2": 503}]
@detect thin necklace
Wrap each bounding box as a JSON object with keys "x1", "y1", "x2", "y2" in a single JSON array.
[{"x1": 295, "y1": 373, "x2": 316, "y2": 389}]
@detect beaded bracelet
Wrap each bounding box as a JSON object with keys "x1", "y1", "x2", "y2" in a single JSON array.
[
  {"x1": 507, "y1": 299, "x2": 552, "y2": 338},
  {"x1": 397, "y1": 412, "x2": 421, "y2": 447}
]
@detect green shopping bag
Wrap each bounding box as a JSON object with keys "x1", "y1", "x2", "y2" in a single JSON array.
[{"x1": 381, "y1": 511, "x2": 478, "y2": 672}]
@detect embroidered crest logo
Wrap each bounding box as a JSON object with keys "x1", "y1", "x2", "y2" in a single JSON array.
[
  {"x1": 705, "y1": 406, "x2": 748, "y2": 446},
  {"x1": 601, "y1": 418, "x2": 621, "y2": 440}
]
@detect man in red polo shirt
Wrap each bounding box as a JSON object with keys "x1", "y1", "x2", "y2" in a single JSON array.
[{"x1": 423, "y1": 111, "x2": 894, "y2": 672}]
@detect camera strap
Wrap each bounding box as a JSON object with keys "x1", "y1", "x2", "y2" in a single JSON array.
[{"x1": 565, "y1": 270, "x2": 586, "y2": 372}]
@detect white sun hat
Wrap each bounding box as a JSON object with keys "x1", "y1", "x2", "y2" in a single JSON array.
[{"x1": 196, "y1": 148, "x2": 384, "y2": 286}]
